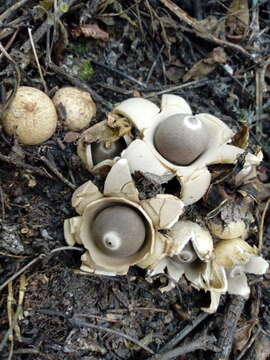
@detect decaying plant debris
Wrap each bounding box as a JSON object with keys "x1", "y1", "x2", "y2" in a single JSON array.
[{"x1": 0, "y1": 1, "x2": 270, "y2": 359}]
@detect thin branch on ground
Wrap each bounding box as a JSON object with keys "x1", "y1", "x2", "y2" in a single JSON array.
[
  {"x1": 28, "y1": 28, "x2": 48, "y2": 93},
  {"x1": 0, "y1": 183, "x2": 5, "y2": 220},
  {"x1": 0, "y1": 305, "x2": 21, "y2": 353},
  {"x1": 159, "y1": 0, "x2": 254, "y2": 60},
  {"x1": 89, "y1": 58, "x2": 148, "y2": 88},
  {"x1": 147, "y1": 334, "x2": 219, "y2": 360},
  {"x1": 0, "y1": 246, "x2": 83, "y2": 292},
  {"x1": 75, "y1": 313, "x2": 119, "y2": 323},
  {"x1": 0, "y1": 42, "x2": 21, "y2": 113},
  {"x1": 0, "y1": 252, "x2": 30, "y2": 258},
  {"x1": 71, "y1": 317, "x2": 155, "y2": 355},
  {"x1": 110, "y1": 307, "x2": 168, "y2": 313},
  {"x1": 0, "y1": 15, "x2": 27, "y2": 41},
  {"x1": 146, "y1": 45, "x2": 165, "y2": 84},
  {"x1": 35, "y1": 309, "x2": 156, "y2": 355},
  {"x1": 158, "y1": 311, "x2": 209, "y2": 353},
  {"x1": 0, "y1": 152, "x2": 50, "y2": 178},
  {"x1": 0, "y1": 0, "x2": 30, "y2": 23},
  {"x1": 13, "y1": 348, "x2": 48, "y2": 357},
  {"x1": 0, "y1": 28, "x2": 19, "y2": 62},
  {"x1": 40, "y1": 156, "x2": 76, "y2": 190},
  {"x1": 258, "y1": 197, "x2": 270, "y2": 251},
  {"x1": 144, "y1": 79, "x2": 211, "y2": 98},
  {"x1": 212, "y1": 296, "x2": 246, "y2": 360}
]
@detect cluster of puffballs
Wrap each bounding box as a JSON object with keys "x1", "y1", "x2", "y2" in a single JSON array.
[
  {"x1": 63, "y1": 93, "x2": 269, "y2": 314},
  {"x1": 3, "y1": 86, "x2": 268, "y2": 312},
  {"x1": 1, "y1": 86, "x2": 96, "y2": 145}
]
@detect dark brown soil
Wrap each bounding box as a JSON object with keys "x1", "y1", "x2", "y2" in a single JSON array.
[{"x1": 0, "y1": 1, "x2": 270, "y2": 359}]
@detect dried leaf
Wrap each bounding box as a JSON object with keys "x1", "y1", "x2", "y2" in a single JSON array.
[
  {"x1": 197, "y1": 16, "x2": 225, "y2": 38},
  {"x1": 80, "y1": 120, "x2": 118, "y2": 146},
  {"x1": 79, "y1": 114, "x2": 131, "y2": 147},
  {"x1": 209, "y1": 152, "x2": 246, "y2": 186},
  {"x1": 54, "y1": 19, "x2": 69, "y2": 63},
  {"x1": 226, "y1": 0, "x2": 250, "y2": 41},
  {"x1": 234, "y1": 320, "x2": 257, "y2": 352},
  {"x1": 107, "y1": 113, "x2": 132, "y2": 138},
  {"x1": 237, "y1": 183, "x2": 258, "y2": 201},
  {"x1": 63, "y1": 131, "x2": 80, "y2": 143},
  {"x1": 258, "y1": 167, "x2": 269, "y2": 182},
  {"x1": 255, "y1": 333, "x2": 270, "y2": 360},
  {"x1": 166, "y1": 66, "x2": 184, "y2": 83},
  {"x1": 254, "y1": 179, "x2": 270, "y2": 203},
  {"x1": 209, "y1": 163, "x2": 238, "y2": 184},
  {"x1": 231, "y1": 122, "x2": 249, "y2": 149},
  {"x1": 71, "y1": 24, "x2": 109, "y2": 41},
  {"x1": 183, "y1": 47, "x2": 227, "y2": 82}
]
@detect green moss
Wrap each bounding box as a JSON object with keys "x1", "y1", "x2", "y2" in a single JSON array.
[
  {"x1": 69, "y1": 40, "x2": 91, "y2": 56},
  {"x1": 79, "y1": 60, "x2": 94, "y2": 81}
]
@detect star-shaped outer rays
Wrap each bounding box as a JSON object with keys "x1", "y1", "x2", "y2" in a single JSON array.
[
  {"x1": 113, "y1": 94, "x2": 244, "y2": 205},
  {"x1": 64, "y1": 159, "x2": 185, "y2": 275}
]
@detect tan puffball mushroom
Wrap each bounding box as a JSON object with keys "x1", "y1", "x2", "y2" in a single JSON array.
[
  {"x1": 2, "y1": 86, "x2": 57, "y2": 145},
  {"x1": 52, "y1": 87, "x2": 96, "y2": 131},
  {"x1": 208, "y1": 219, "x2": 247, "y2": 240},
  {"x1": 214, "y1": 238, "x2": 257, "y2": 268}
]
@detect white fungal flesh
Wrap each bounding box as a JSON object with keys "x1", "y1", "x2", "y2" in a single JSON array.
[
  {"x1": 170, "y1": 221, "x2": 214, "y2": 261},
  {"x1": 103, "y1": 159, "x2": 139, "y2": 202},
  {"x1": 160, "y1": 94, "x2": 192, "y2": 114}
]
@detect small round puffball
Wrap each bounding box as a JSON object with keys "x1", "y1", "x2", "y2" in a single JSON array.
[
  {"x1": 154, "y1": 114, "x2": 209, "y2": 166},
  {"x1": 52, "y1": 87, "x2": 96, "y2": 131},
  {"x1": 92, "y1": 205, "x2": 146, "y2": 257},
  {"x1": 2, "y1": 86, "x2": 57, "y2": 145}
]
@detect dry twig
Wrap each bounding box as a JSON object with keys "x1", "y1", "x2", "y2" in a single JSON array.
[
  {"x1": 0, "y1": 246, "x2": 82, "y2": 292},
  {"x1": 0, "y1": 152, "x2": 48, "y2": 178},
  {"x1": 0, "y1": 15, "x2": 26, "y2": 41},
  {"x1": 0, "y1": 42, "x2": 21, "y2": 113},
  {"x1": 144, "y1": 79, "x2": 211, "y2": 98},
  {"x1": 258, "y1": 197, "x2": 270, "y2": 251},
  {"x1": 147, "y1": 334, "x2": 219, "y2": 360},
  {"x1": 28, "y1": 28, "x2": 48, "y2": 93},
  {"x1": 0, "y1": 0, "x2": 30, "y2": 23},
  {"x1": 0, "y1": 305, "x2": 21, "y2": 353},
  {"x1": 159, "y1": 0, "x2": 253, "y2": 60},
  {"x1": 40, "y1": 155, "x2": 76, "y2": 190},
  {"x1": 35, "y1": 309, "x2": 156, "y2": 355},
  {"x1": 0, "y1": 28, "x2": 19, "y2": 62},
  {"x1": 71, "y1": 317, "x2": 155, "y2": 355},
  {"x1": 212, "y1": 296, "x2": 246, "y2": 360},
  {"x1": 158, "y1": 311, "x2": 209, "y2": 353}
]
